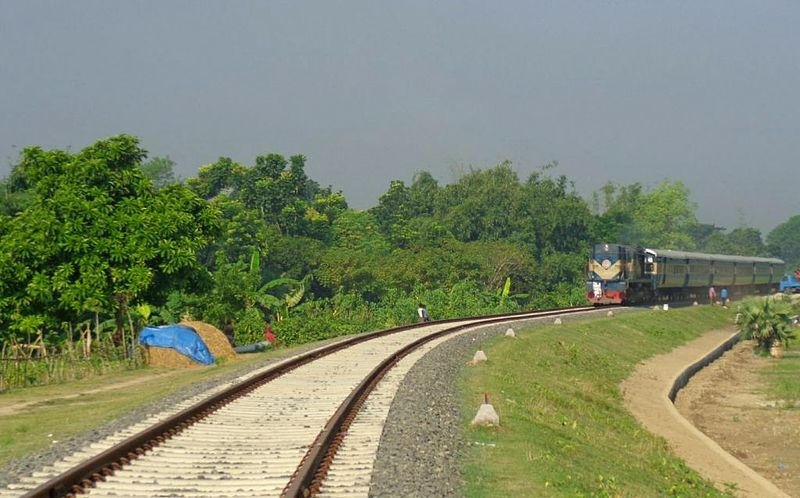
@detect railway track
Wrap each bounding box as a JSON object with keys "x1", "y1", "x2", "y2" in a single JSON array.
[{"x1": 5, "y1": 306, "x2": 600, "y2": 498}]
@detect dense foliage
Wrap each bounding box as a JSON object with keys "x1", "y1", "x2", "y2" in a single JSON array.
[{"x1": 0, "y1": 135, "x2": 796, "y2": 351}]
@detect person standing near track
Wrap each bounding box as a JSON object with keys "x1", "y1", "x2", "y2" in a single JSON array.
[
  {"x1": 264, "y1": 318, "x2": 276, "y2": 346},
  {"x1": 417, "y1": 303, "x2": 430, "y2": 323},
  {"x1": 720, "y1": 287, "x2": 729, "y2": 307},
  {"x1": 708, "y1": 285, "x2": 717, "y2": 305}
]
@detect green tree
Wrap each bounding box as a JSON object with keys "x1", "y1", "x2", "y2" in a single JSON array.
[
  {"x1": 187, "y1": 153, "x2": 339, "y2": 240},
  {"x1": 0, "y1": 135, "x2": 219, "y2": 342},
  {"x1": 593, "y1": 180, "x2": 697, "y2": 249},
  {"x1": 726, "y1": 227, "x2": 765, "y2": 256},
  {"x1": 370, "y1": 180, "x2": 413, "y2": 247},
  {"x1": 434, "y1": 161, "x2": 521, "y2": 242},
  {"x1": 408, "y1": 171, "x2": 439, "y2": 217},
  {"x1": 140, "y1": 156, "x2": 178, "y2": 189},
  {"x1": 591, "y1": 182, "x2": 643, "y2": 244},
  {"x1": 767, "y1": 215, "x2": 800, "y2": 269}
]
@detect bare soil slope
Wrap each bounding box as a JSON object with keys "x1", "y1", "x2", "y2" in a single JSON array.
[
  {"x1": 622, "y1": 328, "x2": 793, "y2": 497},
  {"x1": 675, "y1": 340, "x2": 800, "y2": 496}
]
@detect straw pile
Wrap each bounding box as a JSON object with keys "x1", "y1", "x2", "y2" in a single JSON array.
[
  {"x1": 181, "y1": 320, "x2": 237, "y2": 359},
  {"x1": 145, "y1": 321, "x2": 237, "y2": 368}
]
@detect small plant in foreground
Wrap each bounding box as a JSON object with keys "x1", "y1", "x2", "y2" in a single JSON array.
[{"x1": 735, "y1": 297, "x2": 796, "y2": 354}]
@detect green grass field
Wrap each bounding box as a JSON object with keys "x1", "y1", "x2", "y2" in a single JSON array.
[
  {"x1": 460, "y1": 306, "x2": 739, "y2": 497},
  {"x1": 760, "y1": 341, "x2": 800, "y2": 407},
  {"x1": 0, "y1": 350, "x2": 280, "y2": 467}
]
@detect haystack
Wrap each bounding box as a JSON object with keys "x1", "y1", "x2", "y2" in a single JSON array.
[
  {"x1": 181, "y1": 320, "x2": 237, "y2": 359},
  {"x1": 145, "y1": 321, "x2": 237, "y2": 368}
]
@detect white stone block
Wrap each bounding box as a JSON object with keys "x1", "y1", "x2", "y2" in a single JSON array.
[{"x1": 470, "y1": 403, "x2": 500, "y2": 426}]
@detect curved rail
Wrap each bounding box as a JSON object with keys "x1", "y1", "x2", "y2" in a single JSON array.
[
  {"x1": 19, "y1": 305, "x2": 598, "y2": 498},
  {"x1": 282, "y1": 306, "x2": 594, "y2": 497}
]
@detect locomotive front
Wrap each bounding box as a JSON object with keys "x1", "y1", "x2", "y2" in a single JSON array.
[{"x1": 587, "y1": 243, "x2": 631, "y2": 305}]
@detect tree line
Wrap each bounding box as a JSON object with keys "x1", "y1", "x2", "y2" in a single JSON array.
[{"x1": 1, "y1": 135, "x2": 798, "y2": 348}]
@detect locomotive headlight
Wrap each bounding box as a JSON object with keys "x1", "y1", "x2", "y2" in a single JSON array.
[{"x1": 601, "y1": 259, "x2": 611, "y2": 270}]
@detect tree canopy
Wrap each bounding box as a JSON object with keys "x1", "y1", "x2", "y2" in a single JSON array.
[
  {"x1": 0, "y1": 135, "x2": 219, "y2": 340},
  {"x1": 1, "y1": 134, "x2": 796, "y2": 350}
]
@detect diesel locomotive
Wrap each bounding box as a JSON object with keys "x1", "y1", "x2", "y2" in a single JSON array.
[{"x1": 587, "y1": 243, "x2": 785, "y2": 305}]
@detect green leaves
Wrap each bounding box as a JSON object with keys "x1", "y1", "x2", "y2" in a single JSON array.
[
  {"x1": 736, "y1": 297, "x2": 797, "y2": 351},
  {"x1": 766, "y1": 215, "x2": 800, "y2": 269},
  {"x1": 0, "y1": 135, "x2": 219, "y2": 337}
]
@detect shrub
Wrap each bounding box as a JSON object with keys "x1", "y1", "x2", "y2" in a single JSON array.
[{"x1": 736, "y1": 297, "x2": 797, "y2": 352}]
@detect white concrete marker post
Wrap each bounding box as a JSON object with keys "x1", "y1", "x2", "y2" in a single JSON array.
[
  {"x1": 553, "y1": 318, "x2": 562, "y2": 325},
  {"x1": 505, "y1": 328, "x2": 516, "y2": 338},
  {"x1": 471, "y1": 392, "x2": 500, "y2": 426},
  {"x1": 472, "y1": 350, "x2": 488, "y2": 364}
]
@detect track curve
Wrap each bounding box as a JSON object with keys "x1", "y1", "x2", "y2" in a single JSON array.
[{"x1": 6, "y1": 306, "x2": 600, "y2": 498}]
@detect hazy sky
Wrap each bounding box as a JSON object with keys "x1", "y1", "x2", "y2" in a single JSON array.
[{"x1": 2, "y1": 1, "x2": 799, "y2": 234}]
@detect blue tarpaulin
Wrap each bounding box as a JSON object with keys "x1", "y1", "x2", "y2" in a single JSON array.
[{"x1": 139, "y1": 324, "x2": 215, "y2": 365}]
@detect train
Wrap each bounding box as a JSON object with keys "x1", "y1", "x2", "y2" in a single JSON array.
[{"x1": 586, "y1": 243, "x2": 785, "y2": 305}]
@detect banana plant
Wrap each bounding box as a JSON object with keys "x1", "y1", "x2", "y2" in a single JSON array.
[
  {"x1": 247, "y1": 249, "x2": 310, "y2": 321},
  {"x1": 497, "y1": 277, "x2": 529, "y2": 306}
]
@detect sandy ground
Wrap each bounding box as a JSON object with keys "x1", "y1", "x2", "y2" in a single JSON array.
[
  {"x1": 675, "y1": 339, "x2": 800, "y2": 496},
  {"x1": 623, "y1": 328, "x2": 797, "y2": 497}
]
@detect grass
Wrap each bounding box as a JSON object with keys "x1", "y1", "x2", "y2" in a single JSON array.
[
  {"x1": 0, "y1": 348, "x2": 286, "y2": 467},
  {"x1": 460, "y1": 305, "x2": 737, "y2": 497},
  {"x1": 759, "y1": 337, "x2": 800, "y2": 407}
]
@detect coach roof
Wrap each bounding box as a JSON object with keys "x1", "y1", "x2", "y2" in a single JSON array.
[{"x1": 644, "y1": 248, "x2": 784, "y2": 265}]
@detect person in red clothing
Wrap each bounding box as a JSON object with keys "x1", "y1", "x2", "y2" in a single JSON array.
[{"x1": 264, "y1": 318, "x2": 276, "y2": 345}]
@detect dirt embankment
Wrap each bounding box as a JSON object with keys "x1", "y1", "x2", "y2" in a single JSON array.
[
  {"x1": 675, "y1": 340, "x2": 800, "y2": 496},
  {"x1": 622, "y1": 328, "x2": 795, "y2": 497}
]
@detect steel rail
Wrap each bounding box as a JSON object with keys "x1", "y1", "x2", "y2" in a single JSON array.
[
  {"x1": 281, "y1": 306, "x2": 595, "y2": 497},
  {"x1": 20, "y1": 305, "x2": 596, "y2": 498}
]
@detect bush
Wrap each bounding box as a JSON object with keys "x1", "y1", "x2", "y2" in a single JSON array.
[{"x1": 736, "y1": 297, "x2": 797, "y2": 352}]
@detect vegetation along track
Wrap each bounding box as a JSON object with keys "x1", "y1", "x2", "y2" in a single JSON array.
[{"x1": 9, "y1": 306, "x2": 598, "y2": 498}]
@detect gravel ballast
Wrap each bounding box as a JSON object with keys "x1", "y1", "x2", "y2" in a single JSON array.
[
  {"x1": 369, "y1": 308, "x2": 626, "y2": 497},
  {"x1": 0, "y1": 336, "x2": 353, "y2": 489},
  {"x1": 0, "y1": 308, "x2": 628, "y2": 494}
]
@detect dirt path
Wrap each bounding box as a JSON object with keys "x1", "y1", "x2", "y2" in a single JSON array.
[
  {"x1": 621, "y1": 328, "x2": 793, "y2": 497},
  {"x1": 675, "y1": 339, "x2": 800, "y2": 496},
  {"x1": 0, "y1": 372, "x2": 176, "y2": 417}
]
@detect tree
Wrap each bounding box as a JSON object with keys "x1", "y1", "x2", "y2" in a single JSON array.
[
  {"x1": 434, "y1": 161, "x2": 521, "y2": 242},
  {"x1": 370, "y1": 180, "x2": 412, "y2": 247},
  {"x1": 0, "y1": 135, "x2": 220, "y2": 342},
  {"x1": 187, "y1": 153, "x2": 339, "y2": 239},
  {"x1": 408, "y1": 171, "x2": 439, "y2": 217},
  {"x1": 726, "y1": 227, "x2": 765, "y2": 256},
  {"x1": 593, "y1": 180, "x2": 697, "y2": 249},
  {"x1": 140, "y1": 156, "x2": 178, "y2": 189},
  {"x1": 633, "y1": 180, "x2": 697, "y2": 249},
  {"x1": 592, "y1": 182, "x2": 643, "y2": 244},
  {"x1": 767, "y1": 215, "x2": 800, "y2": 269}
]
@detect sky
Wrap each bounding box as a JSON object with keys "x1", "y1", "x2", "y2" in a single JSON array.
[{"x1": 1, "y1": 1, "x2": 799, "y2": 234}]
